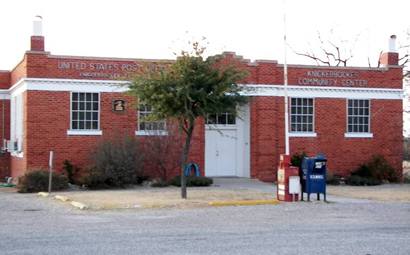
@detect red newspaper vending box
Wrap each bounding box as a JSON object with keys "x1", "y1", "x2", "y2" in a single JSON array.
[{"x1": 277, "y1": 154, "x2": 300, "y2": 202}]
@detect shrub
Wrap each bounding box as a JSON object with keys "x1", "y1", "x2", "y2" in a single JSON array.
[
  {"x1": 349, "y1": 155, "x2": 399, "y2": 184},
  {"x1": 85, "y1": 136, "x2": 144, "y2": 188},
  {"x1": 291, "y1": 152, "x2": 307, "y2": 168},
  {"x1": 404, "y1": 172, "x2": 410, "y2": 184},
  {"x1": 141, "y1": 124, "x2": 182, "y2": 181},
  {"x1": 345, "y1": 175, "x2": 381, "y2": 186},
  {"x1": 63, "y1": 160, "x2": 80, "y2": 184},
  {"x1": 169, "y1": 176, "x2": 213, "y2": 187},
  {"x1": 78, "y1": 168, "x2": 110, "y2": 190},
  {"x1": 326, "y1": 172, "x2": 342, "y2": 185},
  {"x1": 150, "y1": 179, "x2": 169, "y2": 187},
  {"x1": 17, "y1": 170, "x2": 68, "y2": 193},
  {"x1": 366, "y1": 155, "x2": 399, "y2": 182}
]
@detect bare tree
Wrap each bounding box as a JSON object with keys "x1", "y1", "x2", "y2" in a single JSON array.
[
  {"x1": 398, "y1": 29, "x2": 410, "y2": 78},
  {"x1": 141, "y1": 123, "x2": 183, "y2": 182},
  {"x1": 292, "y1": 30, "x2": 360, "y2": 67}
]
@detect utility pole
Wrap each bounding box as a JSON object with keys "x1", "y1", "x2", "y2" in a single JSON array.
[{"x1": 283, "y1": 0, "x2": 290, "y2": 155}]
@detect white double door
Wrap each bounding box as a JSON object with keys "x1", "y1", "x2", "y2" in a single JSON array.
[{"x1": 204, "y1": 105, "x2": 250, "y2": 177}]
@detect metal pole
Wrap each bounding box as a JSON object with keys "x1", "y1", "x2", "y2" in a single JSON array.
[
  {"x1": 1, "y1": 97, "x2": 4, "y2": 151},
  {"x1": 48, "y1": 151, "x2": 53, "y2": 193},
  {"x1": 283, "y1": 0, "x2": 290, "y2": 155}
]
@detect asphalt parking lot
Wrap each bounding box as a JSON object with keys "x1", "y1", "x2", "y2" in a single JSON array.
[{"x1": 0, "y1": 179, "x2": 409, "y2": 255}]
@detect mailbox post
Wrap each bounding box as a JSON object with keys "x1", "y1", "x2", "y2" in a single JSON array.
[{"x1": 277, "y1": 154, "x2": 300, "y2": 202}]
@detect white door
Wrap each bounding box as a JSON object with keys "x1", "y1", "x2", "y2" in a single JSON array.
[
  {"x1": 205, "y1": 106, "x2": 250, "y2": 177},
  {"x1": 205, "y1": 129, "x2": 237, "y2": 176}
]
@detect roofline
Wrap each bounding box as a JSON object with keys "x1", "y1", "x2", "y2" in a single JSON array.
[
  {"x1": 46, "y1": 54, "x2": 175, "y2": 63},
  {"x1": 277, "y1": 63, "x2": 402, "y2": 71}
]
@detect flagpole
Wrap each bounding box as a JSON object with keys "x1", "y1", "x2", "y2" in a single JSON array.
[{"x1": 283, "y1": 0, "x2": 290, "y2": 155}]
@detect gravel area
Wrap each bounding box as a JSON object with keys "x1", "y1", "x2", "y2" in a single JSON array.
[{"x1": 1, "y1": 185, "x2": 410, "y2": 255}]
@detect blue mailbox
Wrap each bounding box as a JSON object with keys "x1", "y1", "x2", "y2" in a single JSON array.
[{"x1": 300, "y1": 154, "x2": 327, "y2": 201}]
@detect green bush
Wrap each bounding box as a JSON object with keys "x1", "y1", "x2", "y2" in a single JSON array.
[
  {"x1": 345, "y1": 175, "x2": 381, "y2": 186},
  {"x1": 169, "y1": 176, "x2": 213, "y2": 187},
  {"x1": 291, "y1": 152, "x2": 307, "y2": 168},
  {"x1": 84, "y1": 136, "x2": 144, "y2": 189},
  {"x1": 17, "y1": 170, "x2": 69, "y2": 193}
]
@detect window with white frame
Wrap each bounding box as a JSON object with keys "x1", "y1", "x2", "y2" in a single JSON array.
[
  {"x1": 71, "y1": 92, "x2": 100, "y2": 130},
  {"x1": 290, "y1": 98, "x2": 314, "y2": 132},
  {"x1": 347, "y1": 99, "x2": 370, "y2": 133},
  {"x1": 10, "y1": 93, "x2": 24, "y2": 153},
  {"x1": 206, "y1": 112, "x2": 236, "y2": 125},
  {"x1": 138, "y1": 104, "x2": 166, "y2": 131}
]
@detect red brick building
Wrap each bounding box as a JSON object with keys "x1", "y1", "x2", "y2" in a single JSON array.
[{"x1": 0, "y1": 22, "x2": 403, "y2": 182}]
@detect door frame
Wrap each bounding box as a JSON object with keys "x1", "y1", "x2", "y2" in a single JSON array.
[{"x1": 204, "y1": 104, "x2": 250, "y2": 177}]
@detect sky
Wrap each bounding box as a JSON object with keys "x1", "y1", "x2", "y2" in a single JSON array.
[{"x1": 1, "y1": 0, "x2": 409, "y2": 70}]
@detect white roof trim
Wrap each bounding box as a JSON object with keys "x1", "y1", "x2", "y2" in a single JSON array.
[
  {"x1": 9, "y1": 78, "x2": 131, "y2": 95},
  {"x1": 240, "y1": 84, "x2": 403, "y2": 100},
  {"x1": 0, "y1": 89, "x2": 10, "y2": 99},
  {"x1": 6, "y1": 78, "x2": 403, "y2": 100}
]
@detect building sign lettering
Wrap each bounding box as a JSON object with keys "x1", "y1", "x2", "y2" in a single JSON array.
[
  {"x1": 57, "y1": 61, "x2": 164, "y2": 79},
  {"x1": 298, "y1": 70, "x2": 368, "y2": 87}
]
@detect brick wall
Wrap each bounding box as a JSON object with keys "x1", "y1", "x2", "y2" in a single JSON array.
[
  {"x1": 3, "y1": 50, "x2": 403, "y2": 181},
  {"x1": 0, "y1": 99, "x2": 10, "y2": 178},
  {"x1": 250, "y1": 97, "x2": 403, "y2": 181},
  {"x1": 11, "y1": 90, "x2": 204, "y2": 180}
]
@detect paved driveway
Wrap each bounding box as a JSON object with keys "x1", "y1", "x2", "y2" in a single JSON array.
[{"x1": 1, "y1": 181, "x2": 410, "y2": 255}]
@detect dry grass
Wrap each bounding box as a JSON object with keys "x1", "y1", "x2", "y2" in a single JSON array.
[
  {"x1": 57, "y1": 187, "x2": 275, "y2": 210},
  {"x1": 327, "y1": 184, "x2": 410, "y2": 202}
]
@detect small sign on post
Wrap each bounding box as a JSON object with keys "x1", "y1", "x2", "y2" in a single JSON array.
[{"x1": 48, "y1": 151, "x2": 53, "y2": 194}]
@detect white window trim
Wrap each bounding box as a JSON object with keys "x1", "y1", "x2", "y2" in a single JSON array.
[
  {"x1": 10, "y1": 94, "x2": 24, "y2": 155},
  {"x1": 67, "y1": 130, "x2": 103, "y2": 136},
  {"x1": 346, "y1": 98, "x2": 371, "y2": 135},
  {"x1": 11, "y1": 151, "x2": 24, "y2": 158},
  {"x1": 135, "y1": 130, "x2": 168, "y2": 136},
  {"x1": 290, "y1": 97, "x2": 315, "y2": 133},
  {"x1": 137, "y1": 104, "x2": 167, "y2": 136},
  {"x1": 289, "y1": 132, "x2": 317, "y2": 137},
  {"x1": 205, "y1": 124, "x2": 237, "y2": 131},
  {"x1": 68, "y1": 92, "x2": 102, "y2": 135},
  {"x1": 344, "y1": 132, "x2": 373, "y2": 138}
]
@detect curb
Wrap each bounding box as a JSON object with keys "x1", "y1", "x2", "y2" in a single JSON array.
[
  {"x1": 37, "y1": 192, "x2": 88, "y2": 210},
  {"x1": 209, "y1": 199, "x2": 280, "y2": 207},
  {"x1": 54, "y1": 195, "x2": 71, "y2": 202},
  {"x1": 70, "y1": 201, "x2": 88, "y2": 210},
  {"x1": 37, "y1": 192, "x2": 49, "y2": 197}
]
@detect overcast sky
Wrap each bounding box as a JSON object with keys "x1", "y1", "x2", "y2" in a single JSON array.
[{"x1": 1, "y1": 0, "x2": 409, "y2": 70}]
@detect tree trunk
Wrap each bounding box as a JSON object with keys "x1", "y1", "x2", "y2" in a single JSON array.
[{"x1": 180, "y1": 119, "x2": 195, "y2": 199}]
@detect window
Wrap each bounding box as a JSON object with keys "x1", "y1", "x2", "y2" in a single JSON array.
[
  {"x1": 10, "y1": 93, "x2": 24, "y2": 155},
  {"x1": 206, "y1": 113, "x2": 236, "y2": 125},
  {"x1": 138, "y1": 104, "x2": 166, "y2": 132},
  {"x1": 347, "y1": 99, "x2": 370, "y2": 133},
  {"x1": 71, "y1": 92, "x2": 100, "y2": 130},
  {"x1": 290, "y1": 98, "x2": 314, "y2": 132}
]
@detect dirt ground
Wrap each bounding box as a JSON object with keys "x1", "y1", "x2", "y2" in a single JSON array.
[
  {"x1": 327, "y1": 184, "x2": 410, "y2": 202},
  {"x1": 51, "y1": 183, "x2": 410, "y2": 210},
  {"x1": 57, "y1": 186, "x2": 276, "y2": 210}
]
